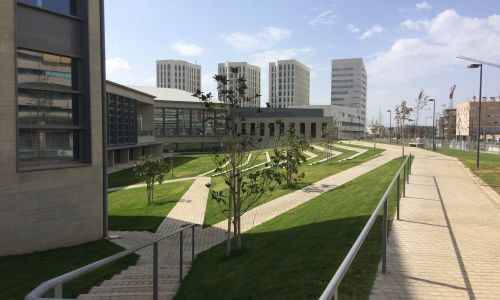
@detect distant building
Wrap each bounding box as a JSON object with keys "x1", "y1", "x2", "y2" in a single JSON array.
[
  {"x1": 156, "y1": 60, "x2": 201, "y2": 93},
  {"x1": 456, "y1": 97, "x2": 500, "y2": 141},
  {"x1": 217, "y1": 62, "x2": 261, "y2": 107},
  {"x1": 331, "y1": 58, "x2": 367, "y2": 123},
  {"x1": 442, "y1": 108, "x2": 457, "y2": 141},
  {"x1": 269, "y1": 60, "x2": 310, "y2": 108}
]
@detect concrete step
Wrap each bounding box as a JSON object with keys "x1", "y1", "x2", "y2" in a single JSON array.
[
  {"x1": 77, "y1": 291, "x2": 175, "y2": 300},
  {"x1": 97, "y1": 279, "x2": 181, "y2": 287},
  {"x1": 88, "y1": 285, "x2": 177, "y2": 294}
]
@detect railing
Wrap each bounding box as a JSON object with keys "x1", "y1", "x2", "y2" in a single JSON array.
[
  {"x1": 319, "y1": 154, "x2": 412, "y2": 300},
  {"x1": 138, "y1": 130, "x2": 154, "y2": 136},
  {"x1": 25, "y1": 224, "x2": 199, "y2": 300}
]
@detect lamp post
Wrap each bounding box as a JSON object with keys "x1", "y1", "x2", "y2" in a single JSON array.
[
  {"x1": 468, "y1": 63, "x2": 483, "y2": 168},
  {"x1": 429, "y1": 99, "x2": 436, "y2": 151},
  {"x1": 387, "y1": 109, "x2": 392, "y2": 144}
]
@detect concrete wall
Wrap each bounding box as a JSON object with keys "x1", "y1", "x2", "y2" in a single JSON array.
[{"x1": 0, "y1": 0, "x2": 104, "y2": 256}]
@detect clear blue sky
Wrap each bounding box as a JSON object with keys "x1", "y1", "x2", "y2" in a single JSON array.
[{"x1": 104, "y1": 0, "x2": 500, "y2": 126}]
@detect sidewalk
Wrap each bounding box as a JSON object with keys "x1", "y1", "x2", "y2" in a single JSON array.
[{"x1": 369, "y1": 145, "x2": 500, "y2": 299}]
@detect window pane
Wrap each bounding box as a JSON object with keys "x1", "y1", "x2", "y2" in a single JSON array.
[
  {"x1": 18, "y1": 89, "x2": 77, "y2": 126},
  {"x1": 178, "y1": 109, "x2": 190, "y2": 136},
  {"x1": 165, "y1": 108, "x2": 178, "y2": 136},
  {"x1": 20, "y1": 0, "x2": 77, "y2": 16},
  {"x1": 191, "y1": 109, "x2": 204, "y2": 136},
  {"x1": 18, "y1": 129, "x2": 78, "y2": 168},
  {"x1": 17, "y1": 49, "x2": 77, "y2": 90},
  {"x1": 154, "y1": 108, "x2": 164, "y2": 136}
]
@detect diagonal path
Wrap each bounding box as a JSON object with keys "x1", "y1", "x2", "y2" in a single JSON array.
[{"x1": 367, "y1": 144, "x2": 500, "y2": 299}]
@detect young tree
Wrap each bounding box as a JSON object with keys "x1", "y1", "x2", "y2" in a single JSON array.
[
  {"x1": 413, "y1": 90, "x2": 429, "y2": 139},
  {"x1": 369, "y1": 118, "x2": 382, "y2": 150},
  {"x1": 394, "y1": 101, "x2": 413, "y2": 157},
  {"x1": 322, "y1": 127, "x2": 336, "y2": 164},
  {"x1": 192, "y1": 68, "x2": 279, "y2": 257},
  {"x1": 274, "y1": 122, "x2": 310, "y2": 187},
  {"x1": 133, "y1": 156, "x2": 170, "y2": 205}
]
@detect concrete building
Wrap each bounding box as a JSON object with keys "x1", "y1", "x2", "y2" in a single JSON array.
[
  {"x1": 218, "y1": 62, "x2": 261, "y2": 107},
  {"x1": 269, "y1": 60, "x2": 310, "y2": 108},
  {"x1": 156, "y1": 60, "x2": 201, "y2": 93},
  {"x1": 456, "y1": 97, "x2": 500, "y2": 141},
  {"x1": 441, "y1": 108, "x2": 457, "y2": 141},
  {"x1": 105, "y1": 81, "x2": 163, "y2": 169},
  {"x1": 128, "y1": 86, "x2": 226, "y2": 152},
  {"x1": 0, "y1": 0, "x2": 105, "y2": 255},
  {"x1": 331, "y1": 58, "x2": 367, "y2": 123}
]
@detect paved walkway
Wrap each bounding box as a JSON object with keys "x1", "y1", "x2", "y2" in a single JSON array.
[{"x1": 366, "y1": 144, "x2": 500, "y2": 300}]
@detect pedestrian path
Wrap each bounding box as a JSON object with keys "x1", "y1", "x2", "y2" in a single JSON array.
[
  {"x1": 367, "y1": 144, "x2": 500, "y2": 299},
  {"x1": 79, "y1": 145, "x2": 400, "y2": 300}
]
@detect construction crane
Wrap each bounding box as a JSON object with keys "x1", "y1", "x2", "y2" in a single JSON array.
[{"x1": 449, "y1": 84, "x2": 456, "y2": 109}]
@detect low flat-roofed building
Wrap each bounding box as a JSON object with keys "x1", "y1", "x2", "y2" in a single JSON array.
[
  {"x1": 456, "y1": 97, "x2": 500, "y2": 141},
  {"x1": 105, "y1": 81, "x2": 163, "y2": 169}
]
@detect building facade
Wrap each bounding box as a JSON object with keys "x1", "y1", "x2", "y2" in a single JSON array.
[
  {"x1": 0, "y1": 0, "x2": 105, "y2": 255},
  {"x1": 456, "y1": 97, "x2": 500, "y2": 141},
  {"x1": 217, "y1": 62, "x2": 261, "y2": 107},
  {"x1": 331, "y1": 58, "x2": 367, "y2": 123},
  {"x1": 156, "y1": 60, "x2": 201, "y2": 93},
  {"x1": 269, "y1": 60, "x2": 310, "y2": 108},
  {"x1": 106, "y1": 81, "x2": 163, "y2": 168}
]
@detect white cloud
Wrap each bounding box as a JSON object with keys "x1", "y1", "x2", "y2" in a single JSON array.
[
  {"x1": 346, "y1": 24, "x2": 360, "y2": 33},
  {"x1": 359, "y1": 24, "x2": 385, "y2": 40},
  {"x1": 309, "y1": 9, "x2": 337, "y2": 26},
  {"x1": 220, "y1": 27, "x2": 291, "y2": 53},
  {"x1": 170, "y1": 42, "x2": 203, "y2": 56},
  {"x1": 106, "y1": 57, "x2": 131, "y2": 74},
  {"x1": 415, "y1": 1, "x2": 432, "y2": 11},
  {"x1": 366, "y1": 9, "x2": 500, "y2": 123},
  {"x1": 201, "y1": 73, "x2": 218, "y2": 96}
]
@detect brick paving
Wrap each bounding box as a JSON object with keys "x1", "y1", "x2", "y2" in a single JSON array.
[{"x1": 368, "y1": 145, "x2": 500, "y2": 300}]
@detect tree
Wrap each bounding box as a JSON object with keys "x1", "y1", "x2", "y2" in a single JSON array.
[
  {"x1": 369, "y1": 119, "x2": 382, "y2": 150},
  {"x1": 192, "y1": 68, "x2": 280, "y2": 257},
  {"x1": 274, "y1": 122, "x2": 310, "y2": 187},
  {"x1": 322, "y1": 127, "x2": 336, "y2": 164},
  {"x1": 394, "y1": 101, "x2": 413, "y2": 157},
  {"x1": 413, "y1": 90, "x2": 429, "y2": 139},
  {"x1": 133, "y1": 156, "x2": 170, "y2": 205}
]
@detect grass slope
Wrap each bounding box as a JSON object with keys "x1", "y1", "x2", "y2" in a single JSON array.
[
  {"x1": 203, "y1": 147, "x2": 384, "y2": 227},
  {"x1": 0, "y1": 240, "x2": 138, "y2": 300},
  {"x1": 175, "y1": 157, "x2": 404, "y2": 300},
  {"x1": 108, "y1": 180, "x2": 194, "y2": 232},
  {"x1": 436, "y1": 148, "x2": 500, "y2": 194}
]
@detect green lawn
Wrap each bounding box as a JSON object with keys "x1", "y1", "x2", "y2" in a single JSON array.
[
  {"x1": 0, "y1": 240, "x2": 138, "y2": 300},
  {"x1": 108, "y1": 180, "x2": 194, "y2": 232},
  {"x1": 435, "y1": 148, "x2": 500, "y2": 194},
  {"x1": 108, "y1": 153, "x2": 214, "y2": 188},
  {"x1": 203, "y1": 147, "x2": 384, "y2": 227},
  {"x1": 175, "y1": 157, "x2": 404, "y2": 300}
]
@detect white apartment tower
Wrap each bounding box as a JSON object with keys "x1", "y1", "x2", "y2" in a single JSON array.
[
  {"x1": 331, "y1": 58, "x2": 367, "y2": 121},
  {"x1": 156, "y1": 60, "x2": 201, "y2": 93},
  {"x1": 269, "y1": 60, "x2": 310, "y2": 108},
  {"x1": 218, "y1": 62, "x2": 261, "y2": 107}
]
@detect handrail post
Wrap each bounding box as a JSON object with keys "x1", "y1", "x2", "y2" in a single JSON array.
[
  {"x1": 191, "y1": 225, "x2": 195, "y2": 263},
  {"x1": 382, "y1": 197, "x2": 388, "y2": 273},
  {"x1": 332, "y1": 288, "x2": 338, "y2": 300},
  {"x1": 403, "y1": 163, "x2": 406, "y2": 197},
  {"x1": 153, "y1": 241, "x2": 159, "y2": 300},
  {"x1": 406, "y1": 157, "x2": 410, "y2": 184},
  {"x1": 179, "y1": 230, "x2": 184, "y2": 283},
  {"x1": 54, "y1": 283, "x2": 62, "y2": 298},
  {"x1": 409, "y1": 154, "x2": 412, "y2": 175},
  {"x1": 397, "y1": 175, "x2": 400, "y2": 220}
]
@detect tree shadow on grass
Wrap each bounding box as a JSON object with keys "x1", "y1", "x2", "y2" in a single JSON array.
[
  {"x1": 171, "y1": 155, "x2": 200, "y2": 168},
  {"x1": 176, "y1": 216, "x2": 393, "y2": 300},
  {"x1": 109, "y1": 216, "x2": 168, "y2": 232}
]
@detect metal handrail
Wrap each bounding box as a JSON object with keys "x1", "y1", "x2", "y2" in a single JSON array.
[
  {"x1": 25, "y1": 224, "x2": 199, "y2": 300},
  {"x1": 319, "y1": 154, "x2": 412, "y2": 300}
]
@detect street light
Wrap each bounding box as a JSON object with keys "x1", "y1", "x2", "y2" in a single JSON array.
[
  {"x1": 429, "y1": 99, "x2": 436, "y2": 151},
  {"x1": 387, "y1": 109, "x2": 392, "y2": 144},
  {"x1": 468, "y1": 63, "x2": 483, "y2": 168}
]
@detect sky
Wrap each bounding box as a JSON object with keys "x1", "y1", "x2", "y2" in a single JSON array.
[{"x1": 104, "y1": 0, "x2": 500, "y2": 126}]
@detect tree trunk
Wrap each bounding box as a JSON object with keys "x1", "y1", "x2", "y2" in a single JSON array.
[
  {"x1": 226, "y1": 172, "x2": 233, "y2": 257},
  {"x1": 235, "y1": 174, "x2": 242, "y2": 250}
]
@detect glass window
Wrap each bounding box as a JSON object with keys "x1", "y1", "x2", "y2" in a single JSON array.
[
  {"x1": 311, "y1": 123, "x2": 317, "y2": 138},
  {"x1": 300, "y1": 123, "x2": 305, "y2": 135},
  {"x1": 154, "y1": 108, "x2": 164, "y2": 136},
  {"x1": 269, "y1": 123, "x2": 275, "y2": 136},
  {"x1": 250, "y1": 123, "x2": 256, "y2": 135},
  {"x1": 18, "y1": 89, "x2": 77, "y2": 126},
  {"x1": 17, "y1": 49, "x2": 77, "y2": 90},
  {"x1": 165, "y1": 108, "x2": 178, "y2": 136},
  {"x1": 18, "y1": 129, "x2": 78, "y2": 168},
  {"x1": 259, "y1": 123, "x2": 265, "y2": 136},
  {"x1": 178, "y1": 109, "x2": 191, "y2": 136},
  {"x1": 192, "y1": 109, "x2": 204, "y2": 136},
  {"x1": 20, "y1": 0, "x2": 77, "y2": 16}
]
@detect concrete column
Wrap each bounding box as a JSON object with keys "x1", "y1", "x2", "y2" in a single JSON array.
[
  {"x1": 152, "y1": 144, "x2": 163, "y2": 157},
  {"x1": 131, "y1": 147, "x2": 141, "y2": 161}
]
